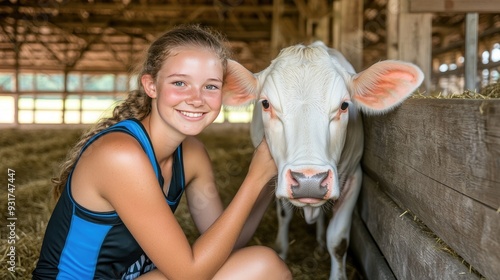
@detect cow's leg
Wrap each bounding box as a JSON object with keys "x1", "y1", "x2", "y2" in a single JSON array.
[
  {"x1": 326, "y1": 165, "x2": 362, "y2": 280},
  {"x1": 274, "y1": 198, "x2": 293, "y2": 259},
  {"x1": 315, "y1": 210, "x2": 326, "y2": 256}
]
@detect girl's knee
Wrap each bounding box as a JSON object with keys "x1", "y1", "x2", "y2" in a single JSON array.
[
  {"x1": 214, "y1": 246, "x2": 292, "y2": 280},
  {"x1": 243, "y1": 246, "x2": 292, "y2": 279}
]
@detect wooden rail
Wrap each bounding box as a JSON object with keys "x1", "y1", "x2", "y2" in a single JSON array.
[{"x1": 355, "y1": 98, "x2": 500, "y2": 279}]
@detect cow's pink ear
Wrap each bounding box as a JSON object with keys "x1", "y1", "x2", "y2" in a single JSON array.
[
  {"x1": 222, "y1": 59, "x2": 259, "y2": 106},
  {"x1": 350, "y1": 60, "x2": 424, "y2": 114}
]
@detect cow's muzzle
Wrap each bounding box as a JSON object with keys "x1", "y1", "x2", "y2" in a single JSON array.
[{"x1": 290, "y1": 170, "x2": 329, "y2": 200}]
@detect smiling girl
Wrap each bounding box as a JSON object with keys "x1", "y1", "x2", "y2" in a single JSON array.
[{"x1": 33, "y1": 25, "x2": 291, "y2": 280}]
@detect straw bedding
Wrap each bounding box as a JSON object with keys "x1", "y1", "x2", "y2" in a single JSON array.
[
  {"x1": 0, "y1": 124, "x2": 358, "y2": 280},
  {"x1": 3, "y1": 83, "x2": 498, "y2": 279}
]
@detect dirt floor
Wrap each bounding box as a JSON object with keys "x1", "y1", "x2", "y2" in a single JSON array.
[{"x1": 0, "y1": 124, "x2": 362, "y2": 280}]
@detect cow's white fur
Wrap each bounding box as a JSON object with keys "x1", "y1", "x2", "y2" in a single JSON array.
[{"x1": 222, "y1": 42, "x2": 423, "y2": 280}]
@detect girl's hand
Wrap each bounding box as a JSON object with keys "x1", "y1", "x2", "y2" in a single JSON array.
[{"x1": 248, "y1": 139, "x2": 277, "y2": 181}]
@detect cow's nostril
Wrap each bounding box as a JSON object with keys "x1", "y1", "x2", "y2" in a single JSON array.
[{"x1": 290, "y1": 171, "x2": 329, "y2": 199}]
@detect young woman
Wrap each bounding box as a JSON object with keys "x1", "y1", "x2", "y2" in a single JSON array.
[{"x1": 33, "y1": 25, "x2": 292, "y2": 280}]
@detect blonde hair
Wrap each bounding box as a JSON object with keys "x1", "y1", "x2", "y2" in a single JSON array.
[{"x1": 52, "y1": 24, "x2": 231, "y2": 198}]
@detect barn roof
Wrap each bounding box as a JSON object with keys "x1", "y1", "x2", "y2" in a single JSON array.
[{"x1": 0, "y1": 0, "x2": 499, "y2": 74}]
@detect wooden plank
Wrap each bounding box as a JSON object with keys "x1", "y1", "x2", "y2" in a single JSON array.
[
  {"x1": 363, "y1": 98, "x2": 500, "y2": 211},
  {"x1": 409, "y1": 0, "x2": 500, "y2": 13},
  {"x1": 350, "y1": 210, "x2": 396, "y2": 280},
  {"x1": 362, "y1": 98, "x2": 500, "y2": 279},
  {"x1": 358, "y1": 174, "x2": 480, "y2": 280}
]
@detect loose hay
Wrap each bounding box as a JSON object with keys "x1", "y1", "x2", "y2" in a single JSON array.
[
  {"x1": 0, "y1": 124, "x2": 361, "y2": 280},
  {"x1": 398, "y1": 208, "x2": 485, "y2": 279},
  {"x1": 413, "y1": 82, "x2": 500, "y2": 99}
]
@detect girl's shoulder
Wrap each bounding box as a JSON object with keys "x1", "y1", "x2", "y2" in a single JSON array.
[{"x1": 85, "y1": 131, "x2": 149, "y2": 166}]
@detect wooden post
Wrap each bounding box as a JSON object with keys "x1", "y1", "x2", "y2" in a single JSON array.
[
  {"x1": 62, "y1": 70, "x2": 68, "y2": 124},
  {"x1": 335, "y1": 0, "x2": 363, "y2": 71},
  {"x1": 13, "y1": 94, "x2": 19, "y2": 126},
  {"x1": 386, "y1": 0, "x2": 399, "y2": 60},
  {"x1": 387, "y1": 0, "x2": 432, "y2": 92},
  {"x1": 465, "y1": 13, "x2": 478, "y2": 91},
  {"x1": 13, "y1": 5, "x2": 19, "y2": 127},
  {"x1": 307, "y1": 0, "x2": 330, "y2": 44},
  {"x1": 332, "y1": 1, "x2": 341, "y2": 51},
  {"x1": 271, "y1": 0, "x2": 283, "y2": 58}
]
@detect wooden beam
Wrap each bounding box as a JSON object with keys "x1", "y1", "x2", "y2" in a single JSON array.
[
  {"x1": 1, "y1": 3, "x2": 298, "y2": 16},
  {"x1": 409, "y1": 0, "x2": 500, "y2": 13}
]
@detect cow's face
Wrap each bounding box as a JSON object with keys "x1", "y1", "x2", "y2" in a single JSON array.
[
  {"x1": 222, "y1": 42, "x2": 423, "y2": 209},
  {"x1": 255, "y1": 45, "x2": 354, "y2": 207}
]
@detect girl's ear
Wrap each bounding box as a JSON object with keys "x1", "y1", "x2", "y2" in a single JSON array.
[{"x1": 141, "y1": 74, "x2": 157, "y2": 98}]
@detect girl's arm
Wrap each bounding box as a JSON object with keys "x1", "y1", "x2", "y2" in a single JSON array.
[
  {"x1": 94, "y1": 134, "x2": 276, "y2": 280},
  {"x1": 183, "y1": 137, "x2": 276, "y2": 249}
]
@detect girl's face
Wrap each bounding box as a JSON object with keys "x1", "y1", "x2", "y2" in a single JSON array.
[{"x1": 143, "y1": 47, "x2": 224, "y2": 136}]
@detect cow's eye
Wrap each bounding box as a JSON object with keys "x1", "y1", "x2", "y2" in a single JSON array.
[
  {"x1": 340, "y1": 101, "x2": 349, "y2": 111},
  {"x1": 262, "y1": 99, "x2": 270, "y2": 109}
]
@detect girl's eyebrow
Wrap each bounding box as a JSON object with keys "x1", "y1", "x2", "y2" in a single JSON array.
[
  {"x1": 165, "y1": 73, "x2": 188, "y2": 78},
  {"x1": 208, "y1": 77, "x2": 223, "y2": 83},
  {"x1": 163, "y1": 73, "x2": 222, "y2": 83}
]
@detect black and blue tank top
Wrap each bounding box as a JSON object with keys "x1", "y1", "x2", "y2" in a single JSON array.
[{"x1": 33, "y1": 119, "x2": 185, "y2": 279}]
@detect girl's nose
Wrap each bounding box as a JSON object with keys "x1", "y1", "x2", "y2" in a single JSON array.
[{"x1": 185, "y1": 89, "x2": 204, "y2": 107}]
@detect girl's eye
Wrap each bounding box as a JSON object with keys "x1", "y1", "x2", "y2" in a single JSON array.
[
  {"x1": 262, "y1": 99, "x2": 270, "y2": 109},
  {"x1": 206, "y1": 84, "x2": 219, "y2": 90},
  {"x1": 173, "y1": 81, "x2": 185, "y2": 87}
]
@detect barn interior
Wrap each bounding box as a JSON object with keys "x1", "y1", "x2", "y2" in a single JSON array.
[
  {"x1": 0, "y1": 2, "x2": 499, "y2": 280},
  {"x1": 0, "y1": 0, "x2": 499, "y2": 125}
]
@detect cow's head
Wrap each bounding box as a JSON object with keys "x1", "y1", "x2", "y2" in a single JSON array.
[{"x1": 223, "y1": 42, "x2": 423, "y2": 215}]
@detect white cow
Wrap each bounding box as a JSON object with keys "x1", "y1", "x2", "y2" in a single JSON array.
[{"x1": 222, "y1": 41, "x2": 423, "y2": 280}]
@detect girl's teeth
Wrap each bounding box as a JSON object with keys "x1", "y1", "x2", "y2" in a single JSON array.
[{"x1": 181, "y1": 111, "x2": 203, "y2": 118}]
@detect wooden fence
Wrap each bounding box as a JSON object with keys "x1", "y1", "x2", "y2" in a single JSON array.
[{"x1": 350, "y1": 98, "x2": 500, "y2": 279}]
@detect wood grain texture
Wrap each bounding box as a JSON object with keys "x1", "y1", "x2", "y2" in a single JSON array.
[
  {"x1": 358, "y1": 174, "x2": 480, "y2": 280},
  {"x1": 350, "y1": 210, "x2": 396, "y2": 280},
  {"x1": 361, "y1": 98, "x2": 500, "y2": 279},
  {"x1": 409, "y1": 0, "x2": 500, "y2": 13}
]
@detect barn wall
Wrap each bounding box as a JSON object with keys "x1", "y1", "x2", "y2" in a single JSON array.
[{"x1": 354, "y1": 98, "x2": 500, "y2": 279}]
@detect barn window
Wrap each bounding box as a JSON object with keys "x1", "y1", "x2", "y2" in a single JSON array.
[
  {"x1": 0, "y1": 95, "x2": 15, "y2": 123},
  {"x1": 491, "y1": 44, "x2": 500, "y2": 62},
  {"x1": 0, "y1": 73, "x2": 14, "y2": 92}
]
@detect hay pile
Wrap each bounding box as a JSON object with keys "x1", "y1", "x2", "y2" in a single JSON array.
[{"x1": 0, "y1": 124, "x2": 360, "y2": 280}]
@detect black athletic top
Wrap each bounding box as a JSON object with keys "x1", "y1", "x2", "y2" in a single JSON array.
[{"x1": 33, "y1": 119, "x2": 185, "y2": 279}]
